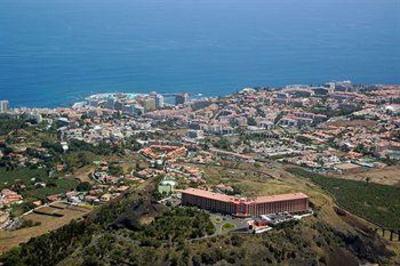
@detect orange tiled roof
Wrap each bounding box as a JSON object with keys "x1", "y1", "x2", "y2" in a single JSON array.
[{"x1": 180, "y1": 188, "x2": 308, "y2": 204}]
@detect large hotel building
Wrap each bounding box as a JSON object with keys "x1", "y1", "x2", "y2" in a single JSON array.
[{"x1": 181, "y1": 188, "x2": 309, "y2": 217}]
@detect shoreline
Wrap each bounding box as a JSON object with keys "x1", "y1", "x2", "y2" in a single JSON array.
[{"x1": 2, "y1": 81, "x2": 400, "y2": 109}]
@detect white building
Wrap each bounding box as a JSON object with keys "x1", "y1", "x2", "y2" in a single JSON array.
[
  {"x1": 0, "y1": 100, "x2": 9, "y2": 113},
  {"x1": 155, "y1": 94, "x2": 164, "y2": 109}
]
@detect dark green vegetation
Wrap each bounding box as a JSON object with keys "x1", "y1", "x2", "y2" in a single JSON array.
[
  {"x1": 1, "y1": 179, "x2": 395, "y2": 266},
  {"x1": 212, "y1": 137, "x2": 232, "y2": 151},
  {"x1": 288, "y1": 167, "x2": 400, "y2": 229},
  {"x1": 184, "y1": 222, "x2": 391, "y2": 266},
  {"x1": 41, "y1": 139, "x2": 119, "y2": 172},
  {"x1": 78, "y1": 220, "x2": 392, "y2": 266},
  {"x1": 23, "y1": 178, "x2": 78, "y2": 200},
  {"x1": 0, "y1": 168, "x2": 48, "y2": 190},
  {"x1": 0, "y1": 117, "x2": 118, "y2": 200},
  {"x1": 0, "y1": 115, "x2": 27, "y2": 136},
  {"x1": 0, "y1": 182, "x2": 216, "y2": 266},
  {"x1": 130, "y1": 207, "x2": 215, "y2": 246},
  {"x1": 2, "y1": 219, "x2": 93, "y2": 266},
  {"x1": 68, "y1": 139, "x2": 120, "y2": 156},
  {"x1": 0, "y1": 168, "x2": 78, "y2": 200},
  {"x1": 76, "y1": 181, "x2": 92, "y2": 192}
]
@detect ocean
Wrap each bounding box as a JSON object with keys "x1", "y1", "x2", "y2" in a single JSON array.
[{"x1": 0, "y1": 0, "x2": 399, "y2": 107}]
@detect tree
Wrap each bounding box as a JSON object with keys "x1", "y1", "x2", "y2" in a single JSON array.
[
  {"x1": 77, "y1": 152, "x2": 91, "y2": 168},
  {"x1": 76, "y1": 182, "x2": 92, "y2": 192},
  {"x1": 214, "y1": 137, "x2": 232, "y2": 151},
  {"x1": 247, "y1": 117, "x2": 257, "y2": 126},
  {"x1": 42, "y1": 141, "x2": 64, "y2": 154},
  {"x1": 109, "y1": 164, "x2": 123, "y2": 176},
  {"x1": 354, "y1": 144, "x2": 369, "y2": 155}
]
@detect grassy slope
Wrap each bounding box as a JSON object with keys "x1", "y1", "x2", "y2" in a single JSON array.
[{"x1": 0, "y1": 168, "x2": 49, "y2": 190}]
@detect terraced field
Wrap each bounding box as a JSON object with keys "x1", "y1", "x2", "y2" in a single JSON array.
[
  {"x1": 0, "y1": 203, "x2": 92, "y2": 254},
  {"x1": 287, "y1": 167, "x2": 400, "y2": 229}
]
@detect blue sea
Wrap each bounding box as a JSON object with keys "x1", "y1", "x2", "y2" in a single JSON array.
[{"x1": 0, "y1": 0, "x2": 399, "y2": 107}]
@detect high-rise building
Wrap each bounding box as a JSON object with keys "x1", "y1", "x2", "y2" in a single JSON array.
[
  {"x1": 175, "y1": 93, "x2": 189, "y2": 105},
  {"x1": 155, "y1": 94, "x2": 164, "y2": 109},
  {"x1": 106, "y1": 97, "x2": 115, "y2": 110},
  {"x1": 114, "y1": 100, "x2": 123, "y2": 111},
  {"x1": 0, "y1": 100, "x2": 9, "y2": 113},
  {"x1": 143, "y1": 97, "x2": 156, "y2": 112}
]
